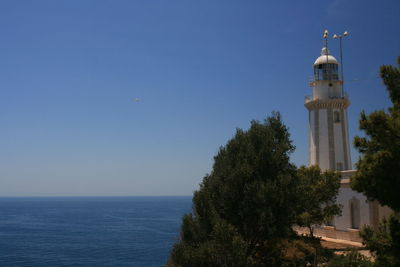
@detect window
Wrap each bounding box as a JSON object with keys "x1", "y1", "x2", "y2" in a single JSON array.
[
  {"x1": 314, "y1": 63, "x2": 339, "y2": 81},
  {"x1": 334, "y1": 111, "x2": 340, "y2": 123}
]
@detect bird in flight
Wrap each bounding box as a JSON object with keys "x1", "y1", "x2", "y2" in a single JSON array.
[{"x1": 133, "y1": 98, "x2": 141, "y2": 102}]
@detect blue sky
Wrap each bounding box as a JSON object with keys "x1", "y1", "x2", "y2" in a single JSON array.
[{"x1": 0, "y1": 0, "x2": 399, "y2": 196}]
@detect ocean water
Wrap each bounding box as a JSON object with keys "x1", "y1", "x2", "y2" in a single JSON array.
[{"x1": 0, "y1": 196, "x2": 192, "y2": 267}]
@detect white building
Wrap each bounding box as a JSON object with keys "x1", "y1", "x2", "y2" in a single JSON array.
[{"x1": 299, "y1": 46, "x2": 391, "y2": 243}]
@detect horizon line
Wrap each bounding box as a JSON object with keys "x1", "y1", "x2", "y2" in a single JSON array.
[{"x1": 0, "y1": 195, "x2": 193, "y2": 198}]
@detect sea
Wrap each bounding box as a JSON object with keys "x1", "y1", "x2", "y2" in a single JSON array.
[{"x1": 0, "y1": 196, "x2": 192, "y2": 267}]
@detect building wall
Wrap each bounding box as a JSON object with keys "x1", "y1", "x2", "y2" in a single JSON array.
[
  {"x1": 343, "y1": 109, "x2": 352, "y2": 168},
  {"x1": 318, "y1": 109, "x2": 329, "y2": 170},
  {"x1": 334, "y1": 186, "x2": 370, "y2": 231},
  {"x1": 295, "y1": 170, "x2": 393, "y2": 243},
  {"x1": 307, "y1": 105, "x2": 351, "y2": 171},
  {"x1": 309, "y1": 110, "x2": 317, "y2": 166},
  {"x1": 333, "y1": 109, "x2": 344, "y2": 169}
]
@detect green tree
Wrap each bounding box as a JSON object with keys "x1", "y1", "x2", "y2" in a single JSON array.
[
  {"x1": 351, "y1": 57, "x2": 400, "y2": 211},
  {"x1": 360, "y1": 215, "x2": 400, "y2": 267},
  {"x1": 351, "y1": 57, "x2": 400, "y2": 266},
  {"x1": 326, "y1": 249, "x2": 374, "y2": 267},
  {"x1": 296, "y1": 166, "x2": 342, "y2": 238},
  {"x1": 166, "y1": 113, "x2": 347, "y2": 266},
  {"x1": 167, "y1": 113, "x2": 303, "y2": 266}
]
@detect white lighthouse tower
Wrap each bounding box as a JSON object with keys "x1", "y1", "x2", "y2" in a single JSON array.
[
  {"x1": 295, "y1": 33, "x2": 394, "y2": 243},
  {"x1": 305, "y1": 46, "x2": 351, "y2": 171}
]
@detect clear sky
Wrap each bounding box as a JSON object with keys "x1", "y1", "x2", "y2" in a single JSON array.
[{"x1": 1, "y1": 0, "x2": 399, "y2": 196}]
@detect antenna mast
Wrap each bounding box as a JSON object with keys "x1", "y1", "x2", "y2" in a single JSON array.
[{"x1": 333, "y1": 31, "x2": 349, "y2": 97}]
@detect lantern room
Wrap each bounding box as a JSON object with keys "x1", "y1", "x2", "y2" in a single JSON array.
[{"x1": 313, "y1": 47, "x2": 339, "y2": 81}]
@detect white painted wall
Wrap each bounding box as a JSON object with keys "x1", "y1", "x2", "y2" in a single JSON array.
[
  {"x1": 309, "y1": 110, "x2": 316, "y2": 166},
  {"x1": 333, "y1": 108, "x2": 344, "y2": 169},
  {"x1": 334, "y1": 187, "x2": 370, "y2": 231},
  {"x1": 312, "y1": 80, "x2": 342, "y2": 100},
  {"x1": 318, "y1": 109, "x2": 329, "y2": 170},
  {"x1": 343, "y1": 109, "x2": 352, "y2": 168}
]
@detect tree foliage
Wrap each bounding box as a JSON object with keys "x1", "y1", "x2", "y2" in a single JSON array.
[
  {"x1": 351, "y1": 57, "x2": 400, "y2": 212},
  {"x1": 351, "y1": 57, "x2": 400, "y2": 267},
  {"x1": 326, "y1": 249, "x2": 374, "y2": 267},
  {"x1": 166, "y1": 113, "x2": 345, "y2": 266},
  {"x1": 296, "y1": 166, "x2": 342, "y2": 237},
  {"x1": 167, "y1": 113, "x2": 303, "y2": 266},
  {"x1": 360, "y1": 214, "x2": 400, "y2": 267}
]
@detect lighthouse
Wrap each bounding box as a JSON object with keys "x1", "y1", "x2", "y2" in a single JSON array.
[
  {"x1": 305, "y1": 46, "x2": 351, "y2": 171},
  {"x1": 295, "y1": 33, "x2": 395, "y2": 242}
]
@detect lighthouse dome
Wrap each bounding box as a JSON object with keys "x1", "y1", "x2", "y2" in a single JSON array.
[{"x1": 314, "y1": 47, "x2": 338, "y2": 65}]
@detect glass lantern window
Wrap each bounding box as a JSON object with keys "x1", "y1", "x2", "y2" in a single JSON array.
[{"x1": 314, "y1": 63, "x2": 339, "y2": 81}]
